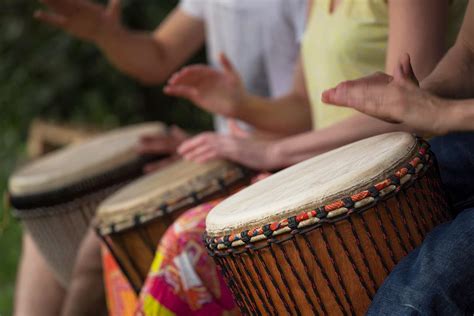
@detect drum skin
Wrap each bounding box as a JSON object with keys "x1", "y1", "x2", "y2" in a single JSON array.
[{"x1": 205, "y1": 133, "x2": 452, "y2": 315}]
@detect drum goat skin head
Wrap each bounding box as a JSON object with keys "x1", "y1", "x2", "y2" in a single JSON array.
[{"x1": 207, "y1": 132, "x2": 416, "y2": 236}]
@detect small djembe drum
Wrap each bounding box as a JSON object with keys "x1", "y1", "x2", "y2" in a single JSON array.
[
  {"x1": 94, "y1": 159, "x2": 252, "y2": 292},
  {"x1": 205, "y1": 132, "x2": 451, "y2": 315},
  {"x1": 8, "y1": 122, "x2": 166, "y2": 286}
]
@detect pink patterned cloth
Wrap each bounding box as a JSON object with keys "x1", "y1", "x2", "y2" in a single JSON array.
[{"x1": 135, "y1": 199, "x2": 239, "y2": 316}]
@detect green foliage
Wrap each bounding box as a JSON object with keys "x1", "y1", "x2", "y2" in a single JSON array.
[{"x1": 0, "y1": 0, "x2": 210, "y2": 314}]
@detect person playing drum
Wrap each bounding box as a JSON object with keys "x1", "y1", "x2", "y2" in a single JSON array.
[
  {"x1": 320, "y1": 3, "x2": 474, "y2": 312},
  {"x1": 136, "y1": 0, "x2": 469, "y2": 315}
]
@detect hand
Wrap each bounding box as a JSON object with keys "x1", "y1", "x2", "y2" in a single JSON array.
[
  {"x1": 322, "y1": 54, "x2": 449, "y2": 135},
  {"x1": 164, "y1": 53, "x2": 246, "y2": 117},
  {"x1": 34, "y1": 0, "x2": 122, "y2": 43},
  {"x1": 136, "y1": 126, "x2": 188, "y2": 173},
  {"x1": 177, "y1": 132, "x2": 281, "y2": 171}
]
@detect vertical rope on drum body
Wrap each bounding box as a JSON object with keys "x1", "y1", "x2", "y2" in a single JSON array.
[
  {"x1": 136, "y1": 226, "x2": 157, "y2": 256},
  {"x1": 382, "y1": 202, "x2": 409, "y2": 256},
  {"x1": 395, "y1": 192, "x2": 424, "y2": 243},
  {"x1": 115, "y1": 232, "x2": 143, "y2": 293},
  {"x1": 330, "y1": 224, "x2": 374, "y2": 300},
  {"x1": 419, "y1": 178, "x2": 445, "y2": 225},
  {"x1": 400, "y1": 190, "x2": 428, "y2": 239},
  {"x1": 245, "y1": 249, "x2": 278, "y2": 315},
  {"x1": 268, "y1": 245, "x2": 302, "y2": 316},
  {"x1": 228, "y1": 253, "x2": 259, "y2": 314},
  {"x1": 254, "y1": 248, "x2": 293, "y2": 315},
  {"x1": 302, "y1": 234, "x2": 347, "y2": 315},
  {"x1": 423, "y1": 176, "x2": 450, "y2": 222},
  {"x1": 275, "y1": 237, "x2": 318, "y2": 315},
  {"x1": 411, "y1": 181, "x2": 436, "y2": 228},
  {"x1": 215, "y1": 255, "x2": 249, "y2": 315},
  {"x1": 346, "y1": 217, "x2": 378, "y2": 294},
  {"x1": 392, "y1": 194, "x2": 417, "y2": 251},
  {"x1": 374, "y1": 204, "x2": 397, "y2": 265},
  {"x1": 320, "y1": 227, "x2": 356, "y2": 315},
  {"x1": 290, "y1": 236, "x2": 327, "y2": 315},
  {"x1": 358, "y1": 212, "x2": 390, "y2": 276},
  {"x1": 237, "y1": 253, "x2": 273, "y2": 315}
]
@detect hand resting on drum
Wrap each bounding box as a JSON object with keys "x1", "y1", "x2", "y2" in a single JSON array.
[
  {"x1": 136, "y1": 125, "x2": 188, "y2": 173},
  {"x1": 322, "y1": 54, "x2": 474, "y2": 135}
]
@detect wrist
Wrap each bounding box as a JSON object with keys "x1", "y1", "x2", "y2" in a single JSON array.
[
  {"x1": 264, "y1": 141, "x2": 285, "y2": 170},
  {"x1": 436, "y1": 97, "x2": 459, "y2": 135},
  {"x1": 94, "y1": 20, "x2": 124, "y2": 49}
]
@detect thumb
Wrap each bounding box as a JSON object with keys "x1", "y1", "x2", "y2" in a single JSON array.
[
  {"x1": 395, "y1": 53, "x2": 419, "y2": 86},
  {"x1": 106, "y1": 0, "x2": 121, "y2": 20},
  {"x1": 228, "y1": 119, "x2": 250, "y2": 138},
  {"x1": 219, "y1": 53, "x2": 237, "y2": 76}
]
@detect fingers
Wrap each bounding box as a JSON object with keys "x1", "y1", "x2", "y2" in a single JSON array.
[
  {"x1": 34, "y1": 10, "x2": 67, "y2": 28},
  {"x1": 219, "y1": 52, "x2": 236, "y2": 75},
  {"x1": 39, "y1": 0, "x2": 76, "y2": 16},
  {"x1": 106, "y1": 0, "x2": 121, "y2": 20},
  {"x1": 321, "y1": 72, "x2": 392, "y2": 107},
  {"x1": 168, "y1": 125, "x2": 188, "y2": 141},
  {"x1": 167, "y1": 65, "x2": 215, "y2": 86},
  {"x1": 228, "y1": 119, "x2": 250, "y2": 138},
  {"x1": 178, "y1": 133, "x2": 222, "y2": 162},
  {"x1": 164, "y1": 85, "x2": 201, "y2": 102}
]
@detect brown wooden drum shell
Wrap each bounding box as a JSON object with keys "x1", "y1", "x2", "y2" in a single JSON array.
[
  {"x1": 212, "y1": 166, "x2": 451, "y2": 315},
  {"x1": 102, "y1": 178, "x2": 252, "y2": 292}
]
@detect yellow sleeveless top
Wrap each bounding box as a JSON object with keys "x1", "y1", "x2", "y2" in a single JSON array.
[{"x1": 302, "y1": 0, "x2": 467, "y2": 129}]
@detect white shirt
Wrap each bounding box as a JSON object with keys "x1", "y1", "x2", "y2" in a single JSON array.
[{"x1": 180, "y1": 0, "x2": 307, "y2": 134}]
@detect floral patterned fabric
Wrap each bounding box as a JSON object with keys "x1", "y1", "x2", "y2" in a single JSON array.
[{"x1": 135, "y1": 199, "x2": 239, "y2": 316}]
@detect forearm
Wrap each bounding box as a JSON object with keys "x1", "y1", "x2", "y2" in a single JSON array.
[
  {"x1": 272, "y1": 115, "x2": 412, "y2": 168},
  {"x1": 95, "y1": 27, "x2": 172, "y2": 84},
  {"x1": 237, "y1": 93, "x2": 312, "y2": 135},
  {"x1": 95, "y1": 9, "x2": 204, "y2": 85},
  {"x1": 421, "y1": 40, "x2": 474, "y2": 99}
]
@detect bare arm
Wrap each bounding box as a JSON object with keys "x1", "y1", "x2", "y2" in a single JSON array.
[
  {"x1": 268, "y1": 0, "x2": 453, "y2": 166},
  {"x1": 386, "y1": 0, "x2": 450, "y2": 78},
  {"x1": 422, "y1": 1, "x2": 474, "y2": 98},
  {"x1": 97, "y1": 9, "x2": 205, "y2": 85},
  {"x1": 35, "y1": 1, "x2": 205, "y2": 85},
  {"x1": 235, "y1": 59, "x2": 312, "y2": 134}
]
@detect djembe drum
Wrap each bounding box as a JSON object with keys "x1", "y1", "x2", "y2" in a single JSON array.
[
  {"x1": 8, "y1": 122, "x2": 166, "y2": 286},
  {"x1": 205, "y1": 132, "x2": 451, "y2": 315},
  {"x1": 94, "y1": 159, "x2": 252, "y2": 292}
]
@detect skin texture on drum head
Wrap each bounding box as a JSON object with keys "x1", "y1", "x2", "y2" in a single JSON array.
[
  {"x1": 207, "y1": 132, "x2": 418, "y2": 236},
  {"x1": 9, "y1": 122, "x2": 166, "y2": 196},
  {"x1": 95, "y1": 159, "x2": 239, "y2": 229}
]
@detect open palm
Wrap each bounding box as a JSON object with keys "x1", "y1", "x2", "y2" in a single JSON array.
[
  {"x1": 35, "y1": 0, "x2": 121, "y2": 42},
  {"x1": 164, "y1": 54, "x2": 245, "y2": 117}
]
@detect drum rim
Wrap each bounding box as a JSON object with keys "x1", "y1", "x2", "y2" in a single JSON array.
[
  {"x1": 205, "y1": 139, "x2": 433, "y2": 251},
  {"x1": 95, "y1": 164, "x2": 252, "y2": 235},
  {"x1": 9, "y1": 154, "x2": 166, "y2": 211}
]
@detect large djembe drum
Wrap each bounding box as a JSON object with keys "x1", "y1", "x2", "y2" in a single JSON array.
[
  {"x1": 205, "y1": 132, "x2": 451, "y2": 315},
  {"x1": 94, "y1": 159, "x2": 252, "y2": 292},
  {"x1": 8, "y1": 122, "x2": 166, "y2": 286}
]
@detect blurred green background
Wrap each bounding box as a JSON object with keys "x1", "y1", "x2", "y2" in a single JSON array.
[{"x1": 0, "y1": 0, "x2": 210, "y2": 314}]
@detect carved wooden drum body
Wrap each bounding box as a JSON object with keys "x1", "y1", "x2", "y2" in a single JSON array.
[
  {"x1": 94, "y1": 159, "x2": 251, "y2": 292},
  {"x1": 205, "y1": 133, "x2": 451, "y2": 315}
]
